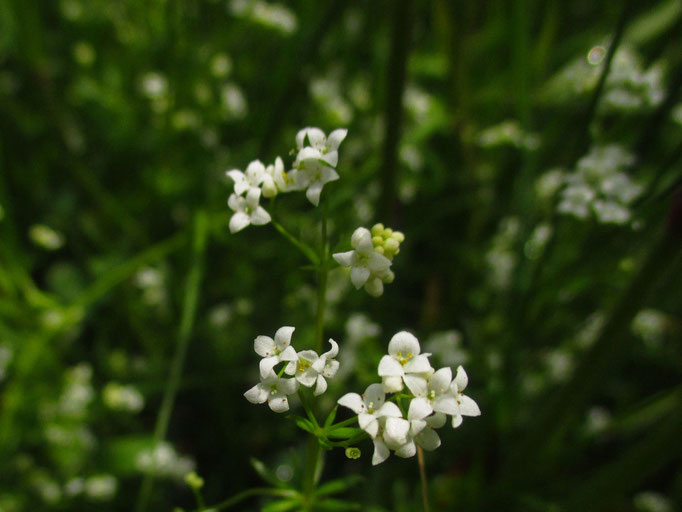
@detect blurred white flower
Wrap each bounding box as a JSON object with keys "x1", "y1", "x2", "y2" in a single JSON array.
[
  {"x1": 228, "y1": 189, "x2": 271, "y2": 233},
  {"x1": 102, "y1": 382, "x2": 144, "y2": 413},
  {"x1": 136, "y1": 442, "x2": 195, "y2": 480}
]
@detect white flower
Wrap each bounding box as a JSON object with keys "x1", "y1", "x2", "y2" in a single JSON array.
[
  {"x1": 294, "y1": 150, "x2": 339, "y2": 206},
  {"x1": 226, "y1": 160, "x2": 266, "y2": 196},
  {"x1": 377, "y1": 332, "x2": 433, "y2": 392},
  {"x1": 253, "y1": 326, "x2": 298, "y2": 378},
  {"x1": 372, "y1": 414, "x2": 411, "y2": 465},
  {"x1": 295, "y1": 127, "x2": 347, "y2": 167},
  {"x1": 388, "y1": 399, "x2": 432, "y2": 459},
  {"x1": 449, "y1": 366, "x2": 481, "y2": 427},
  {"x1": 285, "y1": 339, "x2": 339, "y2": 395},
  {"x1": 228, "y1": 188, "x2": 271, "y2": 233},
  {"x1": 264, "y1": 156, "x2": 298, "y2": 196},
  {"x1": 337, "y1": 383, "x2": 402, "y2": 440},
  {"x1": 404, "y1": 367, "x2": 460, "y2": 417},
  {"x1": 244, "y1": 374, "x2": 299, "y2": 413},
  {"x1": 293, "y1": 127, "x2": 347, "y2": 206},
  {"x1": 333, "y1": 227, "x2": 392, "y2": 292}
]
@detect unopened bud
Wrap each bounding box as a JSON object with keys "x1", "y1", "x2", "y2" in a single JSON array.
[
  {"x1": 371, "y1": 223, "x2": 385, "y2": 236},
  {"x1": 345, "y1": 447, "x2": 361, "y2": 459},
  {"x1": 383, "y1": 228, "x2": 393, "y2": 237},
  {"x1": 384, "y1": 238, "x2": 399, "y2": 252},
  {"x1": 184, "y1": 472, "x2": 204, "y2": 490},
  {"x1": 391, "y1": 231, "x2": 405, "y2": 242}
]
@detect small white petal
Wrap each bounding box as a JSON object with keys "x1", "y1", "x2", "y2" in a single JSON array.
[
  {"x1": 274, "y1": 326, "x2": 295, "y2": 348},
  {"x1": 364, "y1": 383, "x2": 386, "y2": 406},
  {"x1": 259, "y1": 357, "x2": 279, "y2": 379},
  {"x1": 313, "y1": 375, "x2": 327, "y2": 396},
  {"x1": 367, "y1": 252, "x2": 391, "y2": 272},
  {"x1": 295, "y1": 128, "x2": 307, "y2": 149},
  {"x1": 227, "y1": 193, "x2": 242, "y2": 212},
  {"x1": 245, "y1": 187, "x2": 262, "y2": 208},
  {"x1": 433, "y1": 395, "x2": 459, "y2": 416},
  {"x1": 376, "y1": 402, "x2": 402, "y2": 418},
  {"x1": 327, "y1": 129, "x2": 347, "y2": 150},
  {"x1": 320, "y1": 151, "x2": 338, "y2": 167},
  {"x1": 333, "y1": 250, "x2": 355, "y2": 267},
  {"x1": 427, "y1": 412, "x2": 447, "y2": 429},
  {"x1": 278, "y1": 378, "x2": 299, "y2": 395},
  {"x1": 384, "y1": 417, "x2": 410, "y2": 445},
  {"x1": 337, "y1": 393, "x2": 364, "y2": 414},
  {"x1": 404, "y1": 375, "x2": 428, "y2": 397},
  {"x1": 388, "y1": 331, "x2": 421, "y2": 357},
  {"x1": 458, "y1": 395, "x2": 481, "y2": 417},
  {"x1": 408, "y1": 397, "x2": 433, "y2": 421},
  {"x1": 306, "y1": 182, "x2": 324, "y2": 206},
  {"x1": 322, "y1": 338, "x2": 339, "y2": 358},
  {"x1": 297, "y1": 146, "x2": 323, "y2": 162},
  {"x1": 452, "y1": 414, "x2": 463, "y2": 428},
  {"x1": 429, "y1": 367, "x2": 453, "y2": 391},
  {"x1": 351, "y1": 228, "x2": 373, "y2": 253},
  {"x1": 306, "y1": 127, "x2": 325, "y2": 148},
  {"x1": 268, "y1": 396, "x2": 289, "y2": 413},
  {"x1": 359, "y1": 413, "x2": 379, "y2": 438},
  {"x1": 278, "y1": 345, "x2": 298, "y2": 362},
  {"x1": 254, "y1": 335, "x2": 276, "y2": 357},
  {"x1": 394, "y1": 440, "x2": 417, "y2": 458},
  {"x1": 229, "y1": 212, "x2": 250, "y2": 233},
  {"x1": 377, "y1": 355, "x2": 404, "y2": 377},
  {"x1": 320, "y1": 166, "x2": 339, "y2": 184},
  {"x1": 454, "y1": 365, "x2": 468, "y2": 390},
  {"x1": 296, "y1": 371, "x2": 317, "y2": 388},
  {"x1": 250, "y1": 207, "x2": 271, "y2": 227},
  {"x1": 416, "y1": 428, "x2": 441, "y2": 451},
  {"x1": 350, "y1": 265, "x2": 371, "y2": 289},
  {"x1": 404, "y1": 354, "x2": 432, "y2": 374},
  {"x1": 244, "y1": 383, "x2": 268, "y2": 404},
  {"x1": 382, "y1": 375, "x2": 404, "y2": 393},
  {"x1": 372, "y1": 438, "x2": 390, "y2": 465}
]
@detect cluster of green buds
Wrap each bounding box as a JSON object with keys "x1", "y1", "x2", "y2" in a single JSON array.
[{"x1": 370, "y1": 224, "x2": 405, "y2": 261}]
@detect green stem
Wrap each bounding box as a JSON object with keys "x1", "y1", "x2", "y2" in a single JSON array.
[
  {"x1": 198, "y1": 488, "x2": 299, "y2": 511},
  {"x1": 135, "y1": 211, "x2": 209, "y2": 512},
  {"x1": 417, "y1": 446, "x2": 430, "y2": 512},
  {"x1": 314, "y1": 203, "x2": 329, "y2": 354},
  {"x1": 302, "y1": 436, "x2": 322, "y2": 510},
  {"x1": 271, "y1": 218, "x2": 320, "y2": 267}
]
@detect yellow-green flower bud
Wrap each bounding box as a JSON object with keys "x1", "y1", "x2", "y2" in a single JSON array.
[
  {"x1": 371, "y1": 223, "x2": 385, "y2": 236},
  {"x1": 384, "y1": 238, "x2": 399, "y2": 252},
  {"x1": 374, "y1": 245, "x2": 385, "y2": 255},
  {"x1": 345, "y1": 447, "x2": 361, "y2": 459},
  {"x1": 383, "y1": 228, "x2": 393, "y2": 237},
  {"x1": 372, "y1": 236, "x2": 384, "y2": 247},
  {"x1": 391, "y1": 231, "x2": 405, "y2": 243},
  {"x1": 184, "y1": 472, "x2": 204, "y2": 490}
]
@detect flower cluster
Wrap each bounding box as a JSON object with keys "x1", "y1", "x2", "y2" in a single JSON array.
[
  {"x1": 557, "y1": 144, "x2": 642, "y2": 225},
  {"x1": 333, "y1": 223, "x2": 404, "y2": 297},
  {"x1": 338, "y1": 331, "x2": 480, "y2": 465},
  {"x1": 226, "y1": 127, "x2": 347, "y2": 233},
  {"x1": 244, "y1": 326, "x2": 340, "y2": 412}
]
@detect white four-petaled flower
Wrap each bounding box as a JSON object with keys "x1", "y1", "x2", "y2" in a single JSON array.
[
  {"x1": 333, "y1": 227, "x2": 392, "y2": 294},
  {"x1": 243, "y1": 374, "x2": 299, "y2": 413},
  {"x1": 254, "y1": 326, "x2": 298, "y2": 378},
  {"x1": 228, "y1": 188, "x2": 271, "y2": 233},
  {"x1": 377, "y1": 331, "x2": 432, "y2": 392},
  {"x1": 285, "y1": 339, "x2": 340, "y2": 396}
]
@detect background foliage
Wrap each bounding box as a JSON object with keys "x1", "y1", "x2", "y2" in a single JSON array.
[{"x1": 0, "y1": 0, "x2": 681, "y2": 510}]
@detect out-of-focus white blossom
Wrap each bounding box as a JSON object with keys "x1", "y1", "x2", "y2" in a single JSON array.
[
  {"x1": 558, "y1": 144, "x2": 642, "y2": 225},
  {"x1": 229, "y1": 0, "x2": 297, "y2": 34},
  {"x1": 477, "y1": 120, "x2": 540, "y2": 151},
  {"x1": 632, "y1": 309, "x2": 669, "y2": 348},
  {"x1": 136, "y1": 442, "x2": 195, "y2": 480},
  {"x1": 29, "y1": 224, "x2": 65, "y2": 250},
  {"x1": 228, "y1": 189, "x2": 271, "y2": 233},
  {"x1": 84, "y1": 475, "x2": 117, "y2": 501},
  {"x1": 102, "y1": 382, "x2": 144, "y2": 413}
]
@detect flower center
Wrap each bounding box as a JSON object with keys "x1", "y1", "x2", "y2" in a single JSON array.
[
  {"x1": 427, "y1": 390, "x2": 436, "y2": 401},
  {"x1": 395, "y1": 352, "x2": 413, "y2": 366},
  {"x1": 297, "y1": 359, "x2": 311, "y2": 373}
]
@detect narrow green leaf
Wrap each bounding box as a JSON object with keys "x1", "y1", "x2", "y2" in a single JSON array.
[
  {"x1": 250, "y1": 457, "x2": 284, "y2": 488},
  {"x1": 315, "y1": 474, "x2": 364, "y2": 497},
  {"x1": 324, "y1": 406, "x2": 338, "y2": 429},
  {"x1": 261, "y1": 498, "x2": 301, "y2": 512},
  {"x1": 316, "y1": 498, "x2": 362, "y2": 510},
  {"x1": 291, "y1": 415, "x2": 315, "y2": 434},
  {"x1": 327, "y1": 427, "x2": 362, "y2": 439}
]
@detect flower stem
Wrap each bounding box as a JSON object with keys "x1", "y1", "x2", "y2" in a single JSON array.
[
  {"x1": 271, "y1": 218, "x2": 320, "y2": 267},
  {"x1": 302, "y1": 436, "x2": 322, "y2": 510},
  {"x1": 135, "y1": 210, "x2": 209, "y2": 512},
  {"x1": 417, "y1": 446, "x2": 430, "y2": 512}
]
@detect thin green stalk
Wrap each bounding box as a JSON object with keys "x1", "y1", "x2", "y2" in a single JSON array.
[
  {"x1": 271, "y1": 218, "x2": 320, "y2": 267},
  {"x1": 302, "y1": 436, "x2": 322, "y2": 510},
  {"x1": 417, "y1": 446, "x2": 430, "y2": 512},
  {"x1": 136, "y1": 210, "x2": 209, "y2": 512},
  {"x1": 198, "y1": 488, "x2": 299, "y2": 511}
]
